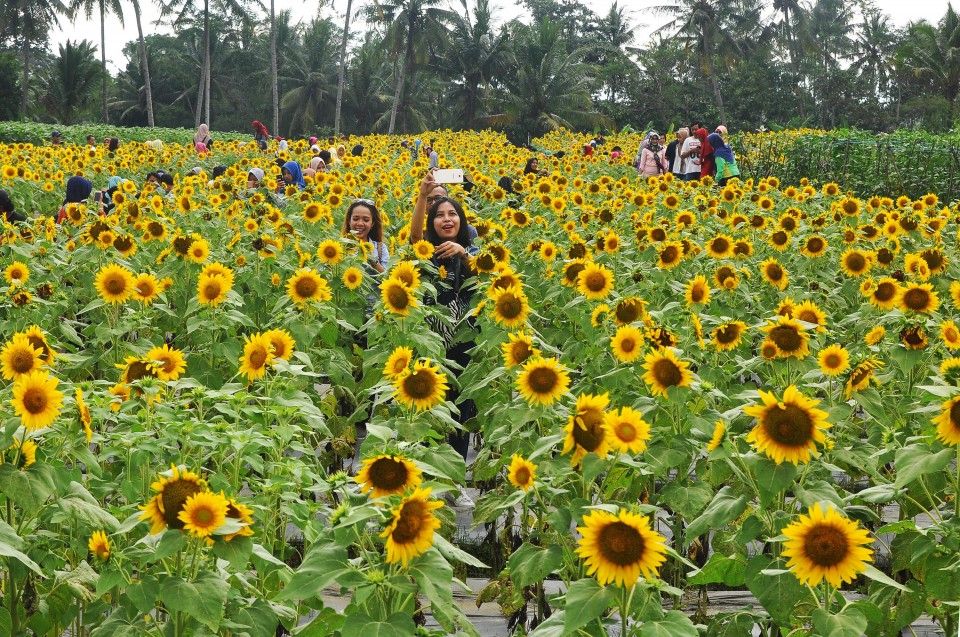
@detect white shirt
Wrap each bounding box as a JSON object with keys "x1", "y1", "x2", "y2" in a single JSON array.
[{"x1": 680, "y1": 136, "x2": 701, "y2": 174}]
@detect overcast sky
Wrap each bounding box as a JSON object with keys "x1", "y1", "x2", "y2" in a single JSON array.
[{"x1": 51, "y1": 0, "x2": 954, "y2": 76}]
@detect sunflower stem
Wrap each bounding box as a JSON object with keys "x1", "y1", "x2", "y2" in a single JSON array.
[
  {"x1": 955, "y1": 445, "x2": 960, "y2": 520},
  {"x1": 619, "y1": 585, "x2": 631, "y2": 637}
]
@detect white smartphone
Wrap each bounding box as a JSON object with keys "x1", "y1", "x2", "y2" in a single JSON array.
[{"x1": 433, "y1": 168, "x2": 464, "y2": 184}]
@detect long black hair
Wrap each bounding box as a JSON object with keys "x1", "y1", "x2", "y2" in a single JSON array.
[
  {"x1": 426, "y1": 196, "x2": 472, "y2": 248},
  {"x1": 343, "y1": 199, "x2": 384, "y2": 243}
]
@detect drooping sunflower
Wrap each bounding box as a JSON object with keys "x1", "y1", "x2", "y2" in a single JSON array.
[
  {"x1": 706, "y1": 420, "x2": 726, "y2": 452},
  {"x1": 516, "y1": 357, "x2": 570, "y2": 406},
  {"x1": 88, "y1": 530, "x2": 110, "y2": 561},
  {"x1": 263, "y1": 329, "x2": 295, "y2": 362},
  {"x1": 744, "y1": 385, "x2": 831, "y2": 465},
  {"x1": 381, "y1": 487, "x2": 443, "y2": 566},
  {"x1": 641, "y1": 348, "x2": 693, "y2": 398},
  {"x1": 562, "y1": 393, "x2": 610, "y2": 465},
  {"x1": 760, "y1": 258, "x2": 788, "y2": 290},
  {"x1": 817, "y1": 344, "x2": 850, "y2": 377},
  {"x1": 342, "y1": 266, "x2": 363, "y2": 290},
  {"x1": 605, "y1": 406, "x2": 650, "y2": 454},
  {"x1": 782, "y1": 503, "x2": 873, "y2": 587},
  {"x1": 711, "y1": 321, "x2": 747, "y2": 351},
  {"x1": 901, "y1": 325, "x2": 928, "y2": 350},
  {"x1": 238, "y1": 332, "x2": 274, "y2": 382},
  {"x1": 197, "y1": 272, "x2": 231, "y2": 306},
  {"x1": 611, "y1": 325, "x2": 644, "y2": 363},
  {"x1": 94, "y1": 263, "x2": 134, "y2": 304},
  {"x1": 507, "y1": 454, "x2": 536, "y2": 491},
  {"x1": 501, "y1": 332, "x2": 538, "y2": 368},
  {"x1": 761, "y1": 316, "x2": 810, "y2": 360},
  {"x1": 381, "y1": 278, "x2": 418, "y2": 317},
  {"x1": 684, "y1": 274, "x2": 711, "y2": 306},
  {"x1": 356, "y1": 454, "x2": 423, "y2": 498},
  {"x1": 178, "y1": 490, "x2": 229, "y2": 538},
  {"x1": 11, "y1": 371, "x2": 64, "y2": 431},
  {"x1": 576, "y1": 509, "x2": 668, "y2": 588},
  {"x1": 489, "y1": 285, "x2": 530, "y2": 328},
  {"x1": 577, "y1": 262, "x2": 614, "y2": 300},
  {"x1": 140, "y1": 466, "x2": 207, "y2": 534},
  {"x1": 933, "y1": 395, "x2": 960, "y2": 445},
  {"x1": 1, "y1": 335, "x2": 43, "y2": 380},
  {"x1": 145, "y1": 344, "x2": 187, "y2": 381},
  {"x1": 844, "y1": 358, "x2": 883, "y2": 398},
  {"x1": 76, "y1": 387, "x2": 93, "y2": 443},
  {"x1": 393, "y1": 360, "x2": 448, "y2": 411},
  {"x1": 898, "y1": 282, "x2": 939, "y2": 314}
]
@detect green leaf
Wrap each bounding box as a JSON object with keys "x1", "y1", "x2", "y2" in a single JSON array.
[
  {"x1": 276, "y1": 542, "x2": 349, "y2": 601},
  {"x1": 507, "y1": 543, "x2": 563, "y2": 588},
  {"x1": 211, "y1": 536, "x2": 253, "y2": 570},
  {"x1": 749, "y1": 457, "x2": 797, "y2": 507},
  {"x1": 685, "y1": 486, "x2": 748, "y2": 544},
  {"x1": 745, "y1": 556, "x2": 814, "y2": 625},
  {"x1": 812, "y1": 606, "x2": 868, "y2": 637},
  {"x1": 160, "y1": 573, "x2": 229, "y2": 631},
  {"x1": 292, "y1": 607, "x2": 345, "y2": 636},
  {"x1": 562, "y1": 578, "x2": 617, "y2": 634},
  {"x1": 862, "y1": 564, "x2": 912, "y2": 593},
  {"x1": 894, "y1": 444, "x2": 954, "y2": 488},
  {"x1": 340, "y1": 612, "x2": 416, "y2": 637},
  {"x1": 434, "y1": 534, "x2": 488, "y2": 569},
  {"x1": 126, "y1": 574, "x2": 159, "y2": 614},
  {"x1": 656, "y1": 482, "x2": 713, "y2": 519},
  {"x1": 688, "y1": 553, "x2": 746, "y2": 587},
  {"x1": 638, "y1": 610, "x2": 699, "y2": 637},
  {"x1": 0, "y1": 538, "x2": 42, "y2": 575}
]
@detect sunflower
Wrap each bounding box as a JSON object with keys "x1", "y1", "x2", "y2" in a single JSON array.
[
  {"x1": 1, "y1": 335, "x2": 43, "y2": 380},
  {"x1": 901, "y1": 325, "x2": 928, "y2": 350},
  {"x1": 316, "y1": 239, "x2": 345, "y2": 265},
  {"x1": 711, "y1": 321, "x2": 747, "y2": 351},
  {"x1": 412, "y1": 240, "x2": 435, "y2": 260},
  {"x1": 576, "y1": 509, "x2": 667, "y2": 588},
  {"x1": 11, "y1": 371, "x2": 63, "y2": 431},
  {"x1": 782, "y1": 503, "x2": 873, "y2": 587},
  {"x1": 146, "y1": 344, "x2": 187, "y2": 381},
  {"x1": 88, "y1": 530, "x2": 110, "y2": 561},
  {"x1": 844, "y1": 358, "x2": 883, "y2": 398},
  {"x1": 706, "y1": 420, "x2": 726, "y2": 452},
  {"x1": 94, "y1": 263, "x2": 134, "y2": 304},
  {"x1": 381, "y1": 278, "x2": 418, "y2": 317},
  {"x1": 839, "y1": 249, "x2": 872, "y2": 277},
  {"x1": 342, "y1": 266, "x2": 363, "y2": 290},
  {"x1": 933, "y1": 395, "x2": 960, "y2": 445},
  {"x1": 356, "y1": 454, "x2": 423, "y2": 497},
  {"x1": 516, "y1": 357, "x2": 570, "y2": 406},
  {"x1": 263, "y1": 329, "x2": 295, "y2": 362},
  {"x1": 187, "y1": 237, "x2": 210, "y2": 263},
  {"x1": 140, "y1": 466, "x2": 207, "y2": 534},
  {"x1": 562, "y1": 393, "x2": 610, "y2": 465},
  {"x1": 224, "y1": 498, "x2": 255, "y2": 541},
  {"x1": 197, "y1": 272, "x2": 230, "y2": 306},
  {"x1": 117, "y1": 356, "x2": 158, "y2": 383},
  {"x1": 761, "y1": 316, "x2": 810, "y2": 360},
  {"x1": 507, "y1": 454, "x2": 536, "y2": 491},
  {"x1": 389, "y1": 261, "x2": 421, "y2": 289},
  {"x1": 898, "y1": 282, "x2": 939, "y2": 314},
  {"x1": 685, "y1": 275, "x2": 711, "y2": 306},
  {"x1": 287, "y1": 268, "x2": 332, "y2": 306},
  {"x1": 238, "y1": 333, "x2": 274, "y2": 382},
  {"x1": 132, "y1": 273, "x2": 162, "y2": 304},
  {"x1": 760, "y1": 258, "x2": 788, "y2": 290},
  {"x1": 793, "y1": 300, "x2": 827, "y2": 333},
  {"x1": 501, "y1": 332, "x2": 538, "y2": 368},
  {"x1": 610, "y1": 325, "x2": 644, "y2": 363},
  {"x1": 4, "y1": 261, "x2": 29, "y2": 286},
  {"x1": 867, "y1": 277, "x2": 900, "y2": 310},
  {"x1": 865, "y1": 325, "x2": 885, "y2": 345},
  {"x1": 940, "y1": 320, "x2": 960, "y2": 350},
  {"x1": 381, "y1": 487, "x2": 443, "y2": 566},
  {"x1": 178, "y1": 490, "x2": 229, "y2": 538},
  {"x1": 817, "y1": 344, "x2": 850, "y2": 377},
  {"x1": 577, "y1": 262, "x2": 614, "y2": 300},
  {"x1": 561, "y1": 259, "x2": 588, "y2": 287},
  {"x1": 393, "y1": 360, "x2": 448, "y2": 411},
  {"x1": 706, "y1": 234, "x2": 734, "y2": 259},
  {"x1": 75, "y1": 387, "x2": 93, "y2": 442},
  {"x1": 641, "y1": 348, "x2": 693, "y2": 397},
  {"x1": 383, "y1": 346, "x2": 415, "y2": 380},
  {"x1": 656, "y1": 242, "x2": 683, "y2": 269},
  {"x1": 605, "y1": 406, "x2": 650, "y2": 454},
  {"x1": 489, "y1": 286, "x2": 530, "y2": 328},
  {"x1": 744, "y1": 385, "x2": 831, "y2": 464},
  {"x1": 801, "y1": 235, "x2": 828, "y2": 257}
]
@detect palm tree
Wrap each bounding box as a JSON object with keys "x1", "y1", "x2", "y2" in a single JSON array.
[
  {"x1": 772, "y1": 0, "x2": 810, "y2": 117},
  {"x1": 851, "y1": 8, "x2": 897, "y2": 99},
  {"x1": 129, "y1": 0, "x2": 155, "y2": 126},
  {"x1": 43, "y1": 39, "x2": 102, "y2": 124},
  {"x1": 442, "y1": 0, "x2": 508, "y2": 128},
  {"x1": 366, "y1": 0, "x2": 453, "y2": 133},
  {"x1": 281, "y1": 17, "x2": 338, "y2": 135},
  {"x1": 343, "y1": 33, "x2": 391, "y2": 132},
  {"x1": 901, "y1": 5, "x2": 960, "y2": 124},
  {"x1": 333, "y1": 0, "x2": 359, "y2": 135},
  {"x1": 591, "y1": 1, "x2": 636, "y2": 102},
  {"x1": 7, "y1": 0, "x2": 68, "y2": 118},
  {"x1": 70, "y1": 0, "x2": 124, "y2": 123}
]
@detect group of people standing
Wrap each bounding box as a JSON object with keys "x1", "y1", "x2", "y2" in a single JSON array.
[{"x1": 634, "y1": 123, "x2": 741, "y2": 186}]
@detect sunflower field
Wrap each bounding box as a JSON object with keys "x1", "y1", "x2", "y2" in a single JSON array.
[{"x1": 0, "y1": 128, "x2": 959, "y2": 636}]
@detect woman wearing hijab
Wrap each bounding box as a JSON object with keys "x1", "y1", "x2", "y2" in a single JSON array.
[
  {"x1": 694, "y1": 128, "x2": 715, "y2": 180},
  {"x1": 303, "y1": 156, "x2": 325, "y2": 179},
  {"x1": 194, "y1": 123, "x2": 212, "y2": 152},
  {"x1": 279, "y1": 161, "x2": 306, "y2": 191},
  {"x1": 637, "y1": 132, "x2": 668, "y2": 178},
  {"x1": 56, "y1": 176, "x2": 94, "y2": 223},
  {"x1": 708, "y1": 133, "x2": 741, "y2": 187}
]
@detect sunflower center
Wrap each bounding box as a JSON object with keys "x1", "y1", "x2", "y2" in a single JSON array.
[
  {"x1": 573, "y1": 411, "x2": 605, "y2": 452},
  {"x1": 295, "y1": 277, "x2": 318, "y2": 299},
  {"x1": 802, "y1": 523, "x2": 849, "y2": 567},
  {"x1": 808, "y1": 238, "x2": 823, "y2": 252},
  {"x1": 21, "y1": 387, "x2": 48, "y2": 414},
  {"x1": 766, "y1": 264, "x2": 783, "y2": 280},
  {"x1": 845, "y1": 253, "x2": 866, "y2": 271},
  {"x1": 369, "y1": 457, "x2": 409, "y2": 491},
  {"x1": 403, "y1": 370, "x2": 435, "y2": 400},
  {"x1": 949, "y1": 401, "x2": 960, "y2": 429},
  {"x1": 203, "y1": 281, "x2": 222, "y2": 300},
  {"x1": 614, "y1": 421, "x2": 637, "y2": 442},
  {"x1": 690, "y1": 285, "x2": 705, "y2": 303},
  {"x1": 824, "y1": 353, "x2": 841, "y2": 368},
  {"x1": 564, "y1": 263, "x2": 586, "y2": 283},
  {"x1": 511, "y1": 342, "x2": 532, "y2": 363},
  {"x1": 619, "y1": 337, "x2": 637, "y2": 353},
  {"x1": 584, "y1": 272, "x2": 607, "y2": 292},
  {"x1": 125, "y1": 360, "x2": 155, "y2": 382},
  {"x1": 497, "y1": 295, "x2": 522, "y2": 319},
  {"x1": 249, "y1": 346, "x2": 269, "y2": 369},
  {"x1": 874, "y1": 283, "x2": 895, "y2": 302},
  {"x1": 387, "y1": 285, "x2": 409, "y2": 310},
  {"x1": 514, "y1": 466, "x2": 531, "y2": 485},
  {"x1": 528, "y1": 367, "x2": 559, "y2": 394},
  {"x1": 661, "y1": 246, "x2": 678, "y2": 263},
  {"x1": 391, "y1": 500, "x2": 427, "y2": 543},
  {"x1": 651, "y1": 358, "x2": 682, "y2": 387},
  {"x1": 903, "y1": 288, "x2": 929, "y2": 311},
  {"x1": 762, "y1": 403, "x2": 813, "y2": 447},
  {"x1": 712, "y1": 238, "x2": 729, "y2": 253},
  {"x1": 615, "y1": 301, "x2": 642, "y2": 323},
  {"x1": 768, "y1": 325, "x2": 802, "y2": 352},
  {"x1": 104, "y1": 275, "x2": 127, "y2": 295},
  {"x1": 193, "y1": 506, "x2": 215, "y2": 525},
  {"x1": 716, "y1": 325, "x2": 740, "y2": 344},
  {"x1": 597, "y1": 521, "x2": 645, "y2": 566},
  {"x1": 161, "y1": 479, "x2": 203, "y2": 528},
  {"x1": 11, "y1": 349, "x2": 36, "y2": 374}
]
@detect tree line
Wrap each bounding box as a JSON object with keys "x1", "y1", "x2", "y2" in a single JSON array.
[{"x1": 2, "y1": 0, "x2": 960, "y2": 141}]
